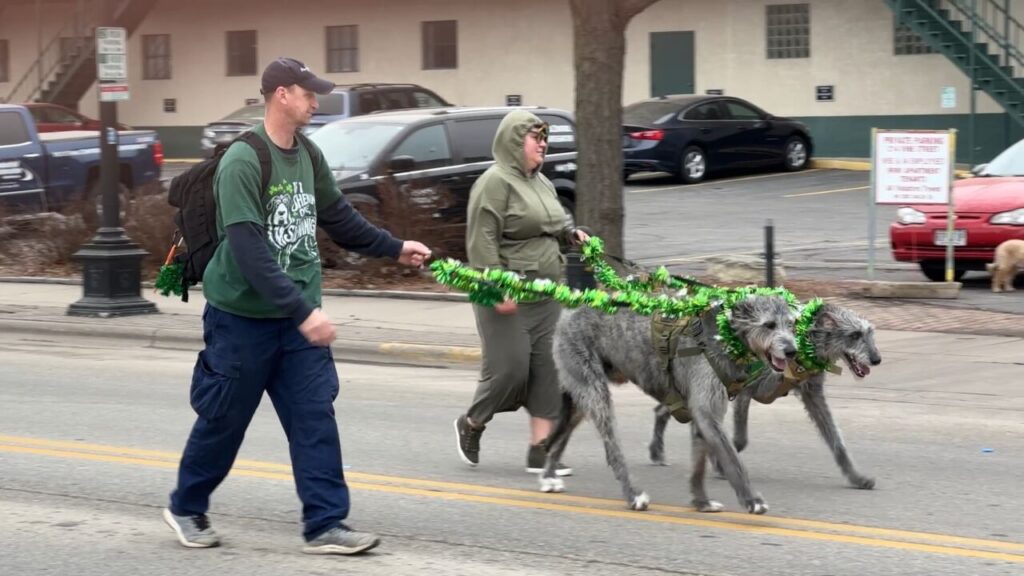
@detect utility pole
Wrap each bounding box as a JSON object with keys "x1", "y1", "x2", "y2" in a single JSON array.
[{"x1": 68, "y1": 0, "x2": 156, "y2": 317}]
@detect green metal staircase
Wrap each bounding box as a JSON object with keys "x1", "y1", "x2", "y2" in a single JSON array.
[
  {"x1": 886, "y1": 0, "x2": 1024, "y2": 128},
  {"x1": 2, "y1": 0, "x2": 157, "y2": 109}
]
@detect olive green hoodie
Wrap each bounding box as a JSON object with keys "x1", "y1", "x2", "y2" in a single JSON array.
[{"x1": 465, "y1": 110, "x2": 573, "y2": 281}]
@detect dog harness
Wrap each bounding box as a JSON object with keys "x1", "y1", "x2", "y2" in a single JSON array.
[{"x1": 650, "y1": 312, "x2": 754, "y2": 423}]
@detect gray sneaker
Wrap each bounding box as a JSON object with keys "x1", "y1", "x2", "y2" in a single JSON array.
[
  {"x1": 526, "y1": 443, "x2": 573, "y2": 476},
  {"x1": 162, "y1": 508, "x2": 220, "y2": 548},
  {"x1": 303, "y1": 525, "x2": 380, "y2": 555}
]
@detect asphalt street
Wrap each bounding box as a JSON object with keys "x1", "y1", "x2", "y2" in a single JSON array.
[{"x1": 1, "y1": 330, "x2": 1022, "y2": 575}]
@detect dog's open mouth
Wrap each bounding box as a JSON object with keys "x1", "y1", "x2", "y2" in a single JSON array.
[
  {"x1": 845, "y1": 354, "x2": 871, "y2": 378},
  {"x1": 768, "y1": 355, "x2": 788, "y2": 373}
]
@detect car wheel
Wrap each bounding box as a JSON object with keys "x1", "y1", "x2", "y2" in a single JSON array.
[
  {"x1": 346, "y1": 193, "x2": 381, "y2": 222},
  {"x1": 80, "y1": 179, "x2": 132, "y2": 230},
  {"x1": 783, "y1": 136, "x2": 809, "y2": 171},
  {"x1": 919, "y1": 262, "x2": 965, "y2": 282},
  {"x1": 678, "y1": 146, "x2": 706, "y2": 184},
  {"x1": 558, "y1": 196, "x2": 576, "y2": 230}
]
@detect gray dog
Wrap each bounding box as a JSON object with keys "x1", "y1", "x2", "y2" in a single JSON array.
[
  {"x1": 540, "y1": 295, "x2": 797, "y2": 514},
  {"x1": 649, "y1": 302, "x2": 881, "y2": 490}
]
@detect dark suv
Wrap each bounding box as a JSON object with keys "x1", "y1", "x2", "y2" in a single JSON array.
[
  {"x1": 309, "y1": 106, "x2": 579, "y2": 255},
  {"x1": 200, "y1": 83, "x2": 451, "y2": 156}
]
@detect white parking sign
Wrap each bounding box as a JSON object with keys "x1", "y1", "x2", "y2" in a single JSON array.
[{"x1": 873, "y1": 130, "x2": 953, "y2": 205}]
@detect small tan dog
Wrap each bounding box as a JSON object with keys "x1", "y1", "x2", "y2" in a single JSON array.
[{"x1": 985, "y1": 239, "x2": 1024, "y2": 292}]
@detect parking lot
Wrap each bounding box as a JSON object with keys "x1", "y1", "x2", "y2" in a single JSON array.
[{"x1": 161, "y1": 162, "x2": 1019, "y2": 314}]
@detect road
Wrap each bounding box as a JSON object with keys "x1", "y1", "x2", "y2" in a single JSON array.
[{"x1": 2, "y1": 331, "x2": 1022, "y2": 575}]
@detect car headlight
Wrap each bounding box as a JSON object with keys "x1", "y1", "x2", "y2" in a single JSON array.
[
  {"x1": 991, "y1": 208, "x2": 1024, "y2": 225},
  {"x1": 203, "y1": 129, "x2": 215, "y2": 139},
  {"x1": 896, "y1": 207, "x2": 927, "y2": 225}
]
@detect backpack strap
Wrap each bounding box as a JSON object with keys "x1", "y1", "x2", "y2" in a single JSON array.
[
  {"x1": 236, "y1": 131, "x2": 273, "y2": 194},
  {"x1": 295, "y1": 130, "x2": 323, "y2": 180}
]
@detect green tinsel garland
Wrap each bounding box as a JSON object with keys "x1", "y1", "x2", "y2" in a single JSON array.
[
  {"x1": 794, "y1": 298, "x2": 833, "y2": 373},
  {"x1": 155, "y1": 263, "x2": 184, "y2": 297},
  {"x1": 431, "y1": 256, "x2": 799, "y2": 365}
]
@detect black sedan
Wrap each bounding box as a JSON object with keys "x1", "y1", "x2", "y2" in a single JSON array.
[{"x1": 622, "y1": 95, "x2": 813, "y2": 183}]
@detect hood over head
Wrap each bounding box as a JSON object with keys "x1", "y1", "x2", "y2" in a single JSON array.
[{"x1": 492, "y1": 109, "x2": 547, "y2": 177}]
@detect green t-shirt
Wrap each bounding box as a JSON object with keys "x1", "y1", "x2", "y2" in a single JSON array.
[{"x1": 202, "y1": 124, "x2": 342, "y2": 318}]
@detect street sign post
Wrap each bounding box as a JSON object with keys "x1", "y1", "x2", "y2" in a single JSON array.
[
  {"x1": 68, "y1": 18, "x2": 155, "y2": 318},
  {"x1": 868, "y1": 129, "x2": 957, "y2": 281}
]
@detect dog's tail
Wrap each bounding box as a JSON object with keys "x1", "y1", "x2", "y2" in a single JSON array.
[{"x1": 986, "y1": 262, "x2": 998, "y2": 273}]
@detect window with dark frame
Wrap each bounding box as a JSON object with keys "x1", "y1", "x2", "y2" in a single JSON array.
[
  {"x1": 226, "y1": 30, "x2": 257, "y2": 76},
  {"x1": 326, "y1": 25, "x2": 358, "y2": 73},
  {"x1": 143, "y1": 34, "x2": 171, "y2": 80},
  {"x1": 0, "y1": 40, "x2": 8, "y2": 83},
  {"x1": 422, "y1": 20, "x2": 457, "y2": 70},
  {"x1": 766, "y1": 4, "x2": 810, "y2": 59},
  {"x1": 894, "y1": 23, "x2": 934, "y2": 55}
]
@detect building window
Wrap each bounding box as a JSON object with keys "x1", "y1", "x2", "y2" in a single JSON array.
[
  {"x1": 143, "y1": 34, "x2": 171, "y2": 79},
  {"x1": 766, "y1": 4, "x2": 810, "y2": 59},
  {"x1": 422, "y1": 20, "x2": 457, "y2": 70},
  {"x1": 894, "y1": 23, "x2": 934, "y2": 55},
  {"x1": 226, "y1": 30, "x2": 257, "y2": 76},
  {"x1": 0, "y1": 40, "x2": 8, "y2": 83},
  {"x1": 326, "y1": 25, "x2": 358, "y2": 72}
]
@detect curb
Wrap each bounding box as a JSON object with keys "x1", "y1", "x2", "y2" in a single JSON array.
[{"x1": 2, "y1": 318, "x2": 481, "y2": 368}]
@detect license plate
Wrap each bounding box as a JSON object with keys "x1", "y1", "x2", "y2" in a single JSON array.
[{"x1": 933, "y1": 229, "x2": 967, "y2": 246}]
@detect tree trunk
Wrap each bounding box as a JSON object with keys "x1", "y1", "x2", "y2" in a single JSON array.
[{"x1": 570, "y1": 0, "x2": 660, "y2": 258}]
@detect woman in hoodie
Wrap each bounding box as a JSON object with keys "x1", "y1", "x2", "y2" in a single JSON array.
[{"x1": 453, "y1": 109, "x2": 589, "y2": 475}]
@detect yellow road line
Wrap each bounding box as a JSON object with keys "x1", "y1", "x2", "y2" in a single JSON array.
[
  {"x1": 784, "y1": 185, "x2": 870, "y2": 198},
  {"x1": 3, "y1": 435, "x2": 1023, "y2": 558},
  {"x1": 629, "y1": 169, "x2": 824, "y2": 194}
]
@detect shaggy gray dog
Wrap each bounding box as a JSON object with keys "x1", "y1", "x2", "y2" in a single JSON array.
[
  {"x1": 648, "y1": 302, "x2": 881, "y2": 490},
  {"x1": 541, "y1": 295, "x2": 797, "y2": 514}
]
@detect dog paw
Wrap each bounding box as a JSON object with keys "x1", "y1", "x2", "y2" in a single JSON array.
[
  {"x1": 629, "y1": 492, "x2": 650, "y2": 511},
  {"x1": 851, "y1": 475, "x2": 876, "y2": 490},
  {"x1": 539, "y1": 476, "x2": 565, "y2": 493},
  {"x1": 695, "y1": 499, "x2": 724, "y2": 513},
  {"x1": 648, "y1": 444, "x2": 668, "y2": 466},
  {"x1": 747, "y1": 498, "x2": 769, "y2": 515}
]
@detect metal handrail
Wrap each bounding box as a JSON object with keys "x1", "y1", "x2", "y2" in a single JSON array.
[
  {"x1": 2, "y1": 0, "x2": 134, "y2": 104},
  {"x1": 943, "y1": 0, "x2": 1024, "y2": 75},
  {"x1": 897, "y1": 0, "x2": 1022, "y2": 93}
]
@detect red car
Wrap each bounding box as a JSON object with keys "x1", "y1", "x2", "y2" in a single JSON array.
[
  {"x1": 23, "y1": 102, "x2": 130, "y2": 132},
  {"x1": 890, "y1": 140, "x2": 1024, "y2": 281}
]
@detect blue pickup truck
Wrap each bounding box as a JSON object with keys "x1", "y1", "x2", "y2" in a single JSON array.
[{"x1": 0, "y1": 103, "x2": 163, "y2": 224}]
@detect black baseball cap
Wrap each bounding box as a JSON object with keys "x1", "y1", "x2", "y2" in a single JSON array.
[{"x1": 260, "y1": 57, "x2": 335, "y2": 96}]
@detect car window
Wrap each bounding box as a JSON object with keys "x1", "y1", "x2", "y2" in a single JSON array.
[
  {"x1": 48, "y1": 108, "x2": 82, "y2": 124},
  {"x1": 391, "y1": 124, "x2": 451, "y2": 170},
  {"x1": 723, "y1": 101, "x2": 763, "y2": 121},
  {"x1": 0, "y1": 111, "x2": 32, "y2": 146},
  {"x1": 449, "y1": 118, "x2": 500, "y2": 163},
  {"x1": 357, "y1": 92, "x2": 382, "y2": 114},
  {"x1": 27, "y1": 108, "x2": 46, "y2": 124},
  {"x1": 222, "y1": 105, "x2": 265, "y2": 123},
  {"x1": 623, "y1": 101, "x2": 684, "y2": 125},
  {"x1": 979, "y1": 137, "x2": 1024, "y2": 176},
  {"x1": 537, "y1": 114, "x2": 577, "y2": 153},
  {"x1": 411, "y1": 90, "x2": 445, "y2": 108},
  {"x1": 380, "y1": 90, "x2": 412, "y2": 111},
  {"x1": 683, "y1": 102, "x2": 725, "y2": 121},
  {"x1": 309, "y1": 121, "x2": 405, "y2": 170},
  {"x1": 316, "y1": 92, "x2": 346, "y2": 117}
]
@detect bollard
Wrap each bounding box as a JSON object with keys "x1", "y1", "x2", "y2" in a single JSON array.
[
  {"x1": 565, "y1": 250, "x2": 597, "y2": 290},
  {"x1": 765, "y1": 220, "x2": 775, "y2": 288}
]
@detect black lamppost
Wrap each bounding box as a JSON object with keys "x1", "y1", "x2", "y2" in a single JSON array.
[{"x1": 67, "y1": 3, "x2": 156, "y2": 317}]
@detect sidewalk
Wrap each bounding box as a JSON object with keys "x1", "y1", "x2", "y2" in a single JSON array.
[{"x1": 0, "y1": 279, "x2": 1020, "y2": 367}]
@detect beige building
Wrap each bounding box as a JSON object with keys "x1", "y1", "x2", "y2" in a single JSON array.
[{"x1": 1, "y1": 0, "x2": 1019, "y2": 160}]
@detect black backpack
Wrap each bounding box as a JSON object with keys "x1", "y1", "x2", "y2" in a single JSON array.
[{"x1": 166, "y1": 130, "x2": 321, "y2": 301}]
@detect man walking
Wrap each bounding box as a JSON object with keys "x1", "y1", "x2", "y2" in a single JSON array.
[{"x1": 163, "y1": 57, "x2": 431, "y2": 555}]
